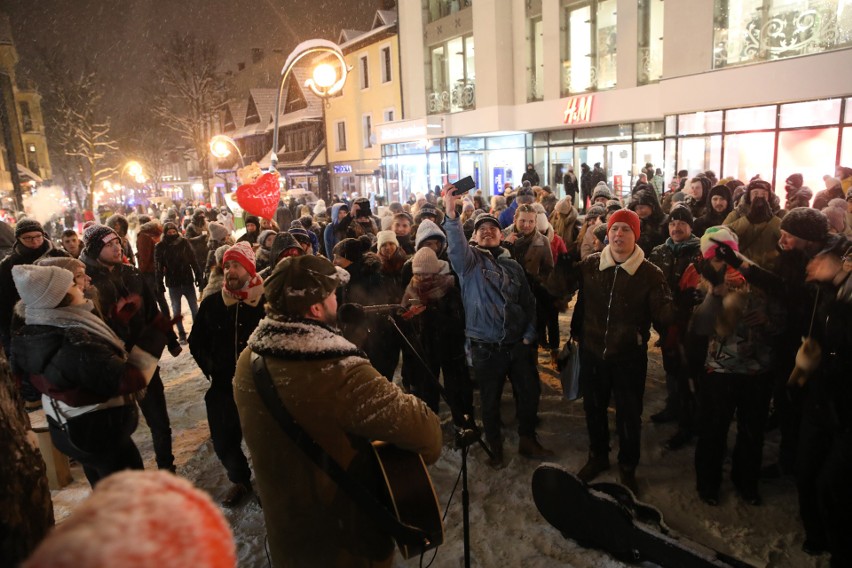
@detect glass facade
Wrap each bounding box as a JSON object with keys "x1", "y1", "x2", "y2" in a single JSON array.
[
  {"x1": 426, "y1": 0, "x2": 473, "y2": 23},
  {"x1": 666, "y1": 97, "x2": 851, "y2": 196},
  {"x1": 560, "y1": 0, "x2": 618, "y2": 96},
  {"x1": 426, "y1": 34, "x2": 476, "y2": 114},
  {"x1": 528, "y1": 15, "x2": 545, "y2": 102},
  {"x1": 713, "y1": 0, "x2": 852, "y2": 69},
  {"x1": 638, "y1": 0, "x2": 665, "y2": 84}
]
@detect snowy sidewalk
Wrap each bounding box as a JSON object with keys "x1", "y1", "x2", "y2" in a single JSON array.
[{"x1": 49, "y1": 309, "x2": 819, "y2": 568}]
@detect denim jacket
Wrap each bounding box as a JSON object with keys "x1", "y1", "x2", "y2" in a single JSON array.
[{"x1": 445, "y1": 217, "x2": 536, "y2": 344}]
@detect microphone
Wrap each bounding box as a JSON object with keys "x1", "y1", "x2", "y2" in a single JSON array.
[
  {"x1": 337, "y1": 303, "x2": 404, "y2": 326},
  {"x1": 360, "y1": 304, "x2": 405, "y2": 315}
]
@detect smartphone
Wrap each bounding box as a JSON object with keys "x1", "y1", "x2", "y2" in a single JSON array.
[{"x1": 450, "y1": 176, "x2": 475, "y2": 196}]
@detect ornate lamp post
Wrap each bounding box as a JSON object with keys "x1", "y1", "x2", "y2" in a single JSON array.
[
  {"x1": 270, "y1": 39, "x2": 349, "y2": 201},
  {"x1": 210, "y1": 134, "x2": 245, "y2": 168}
]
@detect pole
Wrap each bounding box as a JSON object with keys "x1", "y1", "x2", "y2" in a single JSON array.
[
  {"x1": 322, "y1": 101, "x2": 331, "y2": 203},
  {"x1": 0, "y1": 71, "x2": 24, "y2": 211}
]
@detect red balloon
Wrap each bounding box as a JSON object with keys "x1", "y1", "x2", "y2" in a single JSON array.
[{"x1": 235, "y1": 172, "x2": 280, "y2": 219}]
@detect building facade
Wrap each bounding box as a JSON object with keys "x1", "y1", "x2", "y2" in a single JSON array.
[
  {"x1": 323, "y1": 9, "x2": 402, "y2": 201},
  {"x1": 380, "y1": 0, "x2": 852, "y2": 203}
]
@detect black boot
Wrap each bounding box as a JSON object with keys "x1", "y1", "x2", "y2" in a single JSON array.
[
  {"x1": 577, "y1": 453, "x2": 610, "y2": 483},
  {"x1": 618, "y1": 464, "x2": 639, "y2": 496}
]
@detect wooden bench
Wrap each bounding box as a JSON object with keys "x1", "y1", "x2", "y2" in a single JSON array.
[{"x1": 28, "y1": 409, "x2": 72, "y2": 490}]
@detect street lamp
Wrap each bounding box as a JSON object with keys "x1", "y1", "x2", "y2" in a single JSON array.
[
  {"x1": 210, "y1": 134, "x2": 245, "y2": 168},
  {"x1": 118, "y1": 160, "x2": 145, "y2": 208},
  {"x1": 270, "y1": 39, "x2": 349, "y2": 177}
]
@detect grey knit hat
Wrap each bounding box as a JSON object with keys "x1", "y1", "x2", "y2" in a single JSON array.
[
  {"x1": 207, "y1": 221, "x2": 229, "y2": 242},
  {"x1": 12, "y1": 264, "x2": 75, "y2": 309},
  {"x1": 35, "y1": 256, "x2": 85, "y2": 273}
]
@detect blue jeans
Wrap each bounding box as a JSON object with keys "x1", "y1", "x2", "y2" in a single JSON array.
[
  {"x1": 469, "y1": 340, "x2": 541, "y2": 444},
  {"x1": 168, "y1": 284, "x2": 198, "y2": 336}
]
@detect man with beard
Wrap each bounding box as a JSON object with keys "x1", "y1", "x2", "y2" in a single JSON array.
[
  {"x1": 0, "y1": 219, "x2": 66, "y2": 355},
  {"x1": 692, "y1": 184, "x2": 733, "y2": 238},
  {"x1": 571, "y1": 209, "x2": 673, "y2": 494},
  {"x1": 647, "y1": 205, "x2": 704, "y2": 449},
  {"x1": 190, "y1": 241, "x2": 264, "y2": 507},
  {"x1": 82, "y1": 224, "x2": 178, "y2": 473},
  {"x1": 233, "y1": 255, "x2": 441, "y2": 568},
  {"x1": 724, "y1": 179, "x2": 782, "y2": 271}
]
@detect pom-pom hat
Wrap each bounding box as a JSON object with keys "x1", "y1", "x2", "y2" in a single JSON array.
[
  {"x1": 700, "y1": 225, "x2": 739, "y2": 259},
  {"x1": 12, "y1": 265, "x2": 75, "y2": 309}
]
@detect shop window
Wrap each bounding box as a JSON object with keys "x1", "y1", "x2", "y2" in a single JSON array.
[
  {"x1": 677, "y1": 135, "x2": 722, "y2": 177},
  {"x1": 634, "y1": 121, "x2": 664, "y2": 139},
  {"x1": 549, "y1": 129, "x2": 575, "y2": 145},
  {"x1": 665, "y1": 115, "x2": 677, "y2": 136},
  {"x1": 533, "y1": 132, "x2": 549, "y2": 147},
  {"x1": 336, "y1": 121, "x2": 347, "y2": 152},
  {"x1": 777, "y1": 127, "x2": 840, "y2": 197},
  {"x1": 846, "y1": 98, "x2": 852, "y2": 122},
  {"x1": 426, "y1": 34, "x2": 475, "y2": 114},
  {"x1": 841, "y1": 126, "x2": 852, "y2": 166},
  {"x1": 359, "y1": 55, "x2": 369, "y2": 90},
  {"x1": 725, "y1": 105, "x2": 777, "y2": 132},
  {"x1": 560, "y1": 0, "x2": 618, "y2": 96},
  {"x1": 780, "y1": 99, "x2": 842, "y2": 128},
  {"x1": 713, "y1": 0, "x2": 852, "y2": 69},
  {"x1": 426, "y1": 0, "x2": 473, "y2": 23},
  {"x1": 637, "y1": 0, "x2": 664, "y2": 84},
  {"x1": 678, "y1": 111, "x2": 723, "y2": 135},
  {"x1": 381, "y1": 46, "x2": 392, "y2": 84},
  {"x1": 486, "y1": 134, "x2": 526, "y2": 150},
  {"x1": 575, "y1": 124, "x2": 632, "y2": 143},
  {"x1": 527, "y1": 15, "x2": 545, "y2": 102},
  {"x1": 459, "y1": 137, "x2": 485, "y2": 151},
  {"x1": 723, "y1": 131, "x2": 776, "y2": 185}
]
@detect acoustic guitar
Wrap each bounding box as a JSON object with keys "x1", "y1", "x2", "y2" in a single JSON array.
[{"x1": 371, "y1": 441, "x2": 444, "y2": 559}]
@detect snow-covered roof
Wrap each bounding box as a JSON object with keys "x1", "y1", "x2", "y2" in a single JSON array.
[
  {"x1": 373, "y1": 10, "x2": 397, "y2": 29},
  {"x1": 338, "y1": 29, "x2": 367, "y2": 44},
  {"x1": 225, "y1": 99, "x2": 248, "y2": 133},
  {"x1": 248, "y1": 88, "x2": 278, "y2": 125}
]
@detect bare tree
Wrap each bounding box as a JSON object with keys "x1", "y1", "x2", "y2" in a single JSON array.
[
  {"x1": 40, "y1": 54, "x2": 118, "y2": 209},
  {"x1": 121, "y1": 107, "x2": 174, "y2": 196},
  {"x1": 151, "y1": 34, "x2": 228, "y2": 203}
]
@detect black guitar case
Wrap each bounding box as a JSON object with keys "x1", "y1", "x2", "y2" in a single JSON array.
[{"x1": 531, "y1": 464, "x2": 754, "y2": 568}]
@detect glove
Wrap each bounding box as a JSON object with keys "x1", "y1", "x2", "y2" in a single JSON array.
[
  {"x1": 168, "y1": 343, "x2": 183, "y2": 357},
  {"x1": 700, "y1": 262, "x2": 726, "y2": 287},
  {"x1": 711, "y1": 239, "x2": 742, "y2": 268},
  {"x1": 112, "y1": 294, "x2": 142, "y2": 326},
  {"x1": 677, "y1": 287, "x2": 705, "y2": 309}
]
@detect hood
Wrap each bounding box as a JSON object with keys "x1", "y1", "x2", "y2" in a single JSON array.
[
  {"x1": 330, "y1": 203, "x2": 348, "y2": 227},
  {"x1": 105, "y1": 214, "x2": 129, "y2": 236},
  {"x1": 414, "y1": 219, "x2": 446, "y2": 250},
  {"x1": 138, "y1": 221, "x2": 162, "y2": 237},
  {"x1": 257, "y1": 229, "x2": 277, "y2": 250},
  {"x1": 268, "y1": 232, "x2": 302, "y2": 268}
]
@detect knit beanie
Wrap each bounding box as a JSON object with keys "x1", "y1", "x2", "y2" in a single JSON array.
[
  {"x1": 377, "y1": 230, "x2": 399, "y2": 249},
  {"x1": 83, "y1": 224, "x2": 121, "y2": 258},
  {"x1": 780, "y1": 207, "x2": 830, "y2": 243},
  {"x1": 633, "y1": 189, "x2": 657, "y2": 208},
  {"x1": 700, "y1": 225, "x2": 739, "y2": 259},
  {"x1": 15, "y1": 218, "x2": 44, "y2": 239},
  {"x1": 823, "y1": 175, "x2": 841, "y2": 189},
  {"x1": 554, "y1": 197, "x2": 573, "y2": 215},
  {"x1": 12, "y1": 265, "x2": 74, "y2": 309},
  {"x1": 258, "y1": 229, "x2": 277, "y2": 249},
  {"x1": 207, "y1": 221, "x2": 229, "y2": 242},
  {"x1": 536, "y1": 212, "x2": 550, "y2": 234},
  {"x1": 592, "y1": 183, "x2": 613, "y2": 202},
  {"x1": 380, "y1": 215, "x2": 393, "y2": 231},
  {"x1": 313, "y1": 199, "x2": 327, "y2": 216},
  {"x1": 668, "y1": 204, "x2": 694, "y2": 227},
  {"x1": 264, "y1": 255, "x2": 342, "y2": 316},
  {"x1": 214, "y1": 245, "x2": 229, "y2": 268},
  {"x1": 515, "y1": 186, "x2": 535, "y2": 205},
  {"x1": 605, "y1": 200, "x2": 622, "y2": 215},
  {"x1": 22, "y1": 470, "x2": 236, "y2": 568},
  {"x1": 244, "y1": 215, "x2": 260, "y2": 230},
  {"x1": 222, "y1": 242, "x2": 257, "y2": 277},
  {"x1": 412, "y1": 247, "x2": 448, "y2": 275},
  {"x1": 785, "y1": 173, "x2": 804, "y2": 189},
  {"x1": 585, "y1": 204, "x2": 607, "y2": 220},
  {"x1": 823, "y1": 207, "x2": 846, "y2": 234},
  {"x1": 333, "y1": 236, "x2": 371, "y2": 263},
  {"x1": 35, "y1": 256, "x2": 85, "y2": 273},
  {"x1": 592, "y1": 223, "x2": 608, "y2": 244},
  {"x1": 607, "y1": 209, "x2": 641, "y2": 239},
  {"x1": 288, "y1": 226, "x2": 312, "y2": 245}
]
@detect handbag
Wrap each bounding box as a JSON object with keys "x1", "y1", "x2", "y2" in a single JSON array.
[{"x1": 557, "y1": 339, "x2": 582, "y2": 401}]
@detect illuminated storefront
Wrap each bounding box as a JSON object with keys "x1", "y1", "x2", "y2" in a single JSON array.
[{"x1": 665, "y1": 97, "x2": 852, "y2": 194}]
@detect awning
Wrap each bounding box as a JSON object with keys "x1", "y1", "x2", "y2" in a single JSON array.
[{"x1": 17, "y1": 163, "x2": 42, "y2": 183}]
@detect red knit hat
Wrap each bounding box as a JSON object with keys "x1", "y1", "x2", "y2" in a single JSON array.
[
  {"x1": 222, "y1": 241, "x2": 256, "y2": 277},
  {"x1": 607, "y1": 209, "x2": 641, "y2": 239}
]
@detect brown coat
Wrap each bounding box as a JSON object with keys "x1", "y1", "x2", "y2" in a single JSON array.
[
  {"x1": 234, "y1": 317, "x2": 442, "y2": 568},
  {"x1": 135, "y1": 221, "x2": 162, "y2": 274}
]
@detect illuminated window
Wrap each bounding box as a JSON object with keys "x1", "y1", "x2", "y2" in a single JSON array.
[
  {"x1": 561, "y1": 0, "x2": 618, "y2": 96},
  {"x1": 426, "y1": 34, "x2": 475, "y2": 114},
  {"x1": 713, "y1": 0, "x2": 852, "y2": 68},
  {"x1": 527, "y1": 13, "x2": 545, "y2": 102},
  {"x1": 637, "y1": 0, "x2": 664, "y2": 84}
]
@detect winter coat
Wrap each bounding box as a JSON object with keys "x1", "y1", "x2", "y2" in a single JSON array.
[
  {"x1": 135, "y1": 221, "x2": 162, "y2": 274},
  {"x1": 522, "y1": 168, "x2": 540, "y2": 186},
  {"x1": 0, "y1": 221, "x2": 14, "y2": 262},
  {"x1": 339, "y1": 253, "x2": 388, "y2": 307},
  {"x1": 0, "y1": 239, "x2": 65, "y2": 342},
  {"x1": 498, "y1": 200, "x2": 518, "y2": 229},
  {"x1": 233, "y1": 317, "x2": 441, "y2": 568},
  {"x1": 323, "y1": 203, "x2": 349, "y2": 260},
  {"x1": 501, "y1": 227, "x2": 554, "y2": 287},
  {"x1": 445, "y1": 216, "x2": 537, "y2": 344},
  {"x1": 726, "y1": 214, "x2": 781, "y2": 273},
  {"x1": 201, "y1": 268, "x2": 224, "y2": 301},
  {"x1": 189, "y1": 290, "x2": 264, "y2": 384},
  {"x1": 648, "y1": 237, "x2": 703, "y2": 340},
  {"x1": 571, "y1": 245, "x2": 673, "y2": 360},
  {"x1": 274, "y1": 201, "x2": 292, "y2": 236},
  {"x1": 813, "y1": 184, "x2": 845, "y2": 211},
  {"x1": 184, "y1": 223, "x2": 209, "y2": 271},
  {"x1": 550, "y1": 202, "x2": 580, "y2": 250},
  {"x1": 154, "y1": 236, "x2": 201, "y2": 289}
]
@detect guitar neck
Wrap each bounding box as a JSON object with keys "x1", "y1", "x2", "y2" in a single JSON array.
[{"x1": 632, "y1": 525, "x2": 755, "y2": 568}]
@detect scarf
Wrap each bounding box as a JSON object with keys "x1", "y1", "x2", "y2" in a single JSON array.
[
  {"x1": 665, "y1": 236, "x2": 700, "y2": 255},
  {"x1": 25, "y1": 300, "x2": 127, "y2": 356},
  {"x1": 222, "y1": 274, "x2": 264, "y2": 305},
  {"x1": 404, "y1": 273, "x2": 455, "y2": 307}
]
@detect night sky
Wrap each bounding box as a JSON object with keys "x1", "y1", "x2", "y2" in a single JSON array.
[{"x1": 5, "y1": 0, "x2": 383, "y2": 128}]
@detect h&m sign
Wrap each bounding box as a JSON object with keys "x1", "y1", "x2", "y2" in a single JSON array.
[{"x1": 562, "y1": 95, "x2": 594, "y2": 125}]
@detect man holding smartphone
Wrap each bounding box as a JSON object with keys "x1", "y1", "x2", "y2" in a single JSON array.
[{"x1": 443, "y1": 182, "x2": 554, "y2": 469}]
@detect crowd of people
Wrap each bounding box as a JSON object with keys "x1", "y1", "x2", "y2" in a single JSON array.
[{"x1": 2, "y1": 163, "x2": 852, "y2": 567}]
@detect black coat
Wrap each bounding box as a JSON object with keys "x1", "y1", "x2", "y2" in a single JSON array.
[
  {"x1": 188, "y1": 291, "x2": 265, "y2": 384},
  {"x1": 155, "y1": 236, "x2": 201, "y2": 288},
  {"x1": 184, "y1": 223, "x2": 209, "y2": 271}
]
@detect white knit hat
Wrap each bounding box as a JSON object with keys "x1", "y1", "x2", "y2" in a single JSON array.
[
  {"x1": 12, "y1": 264, "x2": 75, "y2": 309},
  {"x1": 412, "y1": 247, "x2": 449, "y2": 275},
  {"x1": 377, "y1": 230, "x2": 399, "y2": 249}
]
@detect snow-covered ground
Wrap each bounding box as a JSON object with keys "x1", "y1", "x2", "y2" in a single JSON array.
[{"x1": 49, "y1": 308, "x2": 826, "y2": 568}]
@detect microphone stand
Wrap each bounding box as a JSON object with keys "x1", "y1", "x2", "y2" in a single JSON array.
[{"x1": 381, "y1": 312, "x2": 491, "y2": 568}]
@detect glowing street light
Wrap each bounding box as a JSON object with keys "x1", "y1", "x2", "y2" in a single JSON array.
[
  {"x1": 270, "y1": 39, "x2": 350, "y2": 172},
  {"x1": 209, "y1": 134, "x2": 245, "y2": 167}
]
